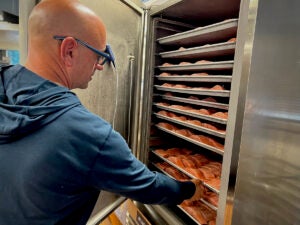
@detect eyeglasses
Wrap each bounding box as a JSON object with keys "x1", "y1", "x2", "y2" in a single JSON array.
[{"x1": 53, "y1": 35, "x2": 115, "y2": 67}]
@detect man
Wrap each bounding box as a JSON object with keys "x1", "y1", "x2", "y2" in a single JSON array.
[{"x1": 0, "y1": 0, "x2": 204, "y2": 224}]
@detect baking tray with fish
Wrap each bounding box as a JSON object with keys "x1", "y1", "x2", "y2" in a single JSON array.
[
  {"x1": 157, "y1": 60, "x2": 234, "y2": 72},
  {"x1": 157, "y1": 19, "x2": 238, "y2": 46},
  {"x1": 154, "y1": 103, "x2": 228, "y2": 125},
  {"x1": 161, "y1": 95, "x2": 229, "y2": 110},
  {"x1": 154, "y1": 113, "x2": 226, "y2": 138},
  {"x1": 151, "y1": 163, "x2": 219, "y2": 211},
  {"x1": 151, "y1": 162, "x2": 188, "y2": 181},
  {"x1": 156, "y1": 74, "x2": 232, "y2": 83},
  {"x1": 200, "y1": 199, "x2": 218, "y2": 211},
  {"x1": 159, "y1": 42, "x2": 236, "y2": 59},
  {"x1": 177, "y1": 205, "x2": 215, "y2": 225},
  {"x1": 155, "y1": 85, "x2": 231, "y2": 97},
  {"x1": 152, "y1": 151, "x2": 220, "y2": 194},
  {"x1": 155, "y1": 125, "x2": 224, "y2": 156}
]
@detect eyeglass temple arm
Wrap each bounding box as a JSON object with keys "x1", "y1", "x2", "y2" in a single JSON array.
[
  {"x1": 53, "y1": 35, "x2": 115, "y2": 68},
  {"x1": 105, "y1": 44, "x2": 115, "y2": 68}
]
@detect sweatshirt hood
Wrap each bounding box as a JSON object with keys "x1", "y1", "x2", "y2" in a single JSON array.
[{"x1": 0, "y1": 64, "x2": 81, "y2": 143}]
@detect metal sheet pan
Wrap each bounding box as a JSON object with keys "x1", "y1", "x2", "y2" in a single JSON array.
[
  {"x1": 157, "y1": 60, "x2": 234, "y2": 72},
  {"x1": 154, "y1": 113, "x2": 226, "y2": 138},
  {"x1": 156, "y1": 75, "x2": 232, "y2": 83},
  {"x1": 151, "y1": 162, "x2": 192, "y2": 186},
  {"x1": 154, "y1": 103, "x2": 228, "y2": 124},
  {"x1": 177, "y1": 205, "x2": 205, "y2": 225},
  {"x1": 161, "y1": 95, "x2": 229, "y2": 110},
  {"x1": 159, "y1": 42, "x2": 236, "y2": 59},
  {"x1": 178, "y1": 205, "x2": 217, "y2": 225},
  {"x1": 152, "y1": 151, "x2": 220, "y2": 194},
  {"x1": 155, "y1": 125, "x2": 224, "y2": 155},
  {"x1": 152, "y1": 162, "x2": 218, "y2": 212},
  {"x1": 155, "y1": 85, "x2": 231, "y2": 97},
  {"x1": 200, "y1": 199, "x2": 218, "y2": 211},
  {"x1": 157, "y1": 19, "x2": 238, "y2": 46}
]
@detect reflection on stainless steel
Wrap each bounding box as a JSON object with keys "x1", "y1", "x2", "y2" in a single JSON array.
[
  {"x1": 232, "y1": 156, "x2": 300, "y2": 224},
  {"x1": 253, "y1": 108, "x2": 300, "y2": 124}
]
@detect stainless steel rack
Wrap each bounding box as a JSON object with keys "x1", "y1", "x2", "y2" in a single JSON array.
[{"x1": 157, "y1": 19, "x2": 238, "y2": 46}]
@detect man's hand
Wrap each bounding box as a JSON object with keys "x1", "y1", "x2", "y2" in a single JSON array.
[{"x1": 189, "y1": 179, "x2": 205, "y2": 201}]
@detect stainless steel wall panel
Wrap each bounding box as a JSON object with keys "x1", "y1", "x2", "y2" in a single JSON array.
[{"x1": 232, "y1": 0, "x2": 300, "y2": 224}]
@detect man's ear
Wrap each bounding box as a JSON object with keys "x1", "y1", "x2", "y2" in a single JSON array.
[{"x1": 60, "y1": 37, "x2": 78, "y2": 67}]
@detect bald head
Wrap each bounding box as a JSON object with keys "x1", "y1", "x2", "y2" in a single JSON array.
[
  {"x1": 25, "y1": 0, "x2": 107, "y2": 89},
  {"x1": 28, "y1": 0, "x2": 106, "y2": 45}
]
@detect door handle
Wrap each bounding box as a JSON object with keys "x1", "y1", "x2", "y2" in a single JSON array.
[{"x1": 127, "y1": 55, "x2": 135, "y2": 145}]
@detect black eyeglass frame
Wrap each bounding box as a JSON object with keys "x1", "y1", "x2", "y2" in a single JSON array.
[{"x1": 53, "y1": 35, "x2": 114, "y2": 66}]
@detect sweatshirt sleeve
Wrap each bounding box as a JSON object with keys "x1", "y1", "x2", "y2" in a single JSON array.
[{"x1": 88, "y1": 128, "x2": 195, "y2": 205}]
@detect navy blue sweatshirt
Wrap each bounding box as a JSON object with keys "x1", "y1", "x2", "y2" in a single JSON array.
[{"x1": 0, "y1": 65, "x2": 195, "y2": 225}]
